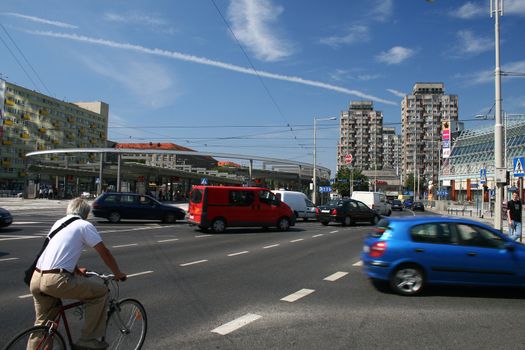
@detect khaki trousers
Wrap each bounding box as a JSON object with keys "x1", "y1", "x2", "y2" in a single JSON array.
[{"x1": 29, "y1": 271, "x2": 108, "y2": 346}]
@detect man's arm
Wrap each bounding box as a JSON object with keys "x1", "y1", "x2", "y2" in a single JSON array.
[{"x1": 94, "y1": 242, "x2": 127, "y2": 281}]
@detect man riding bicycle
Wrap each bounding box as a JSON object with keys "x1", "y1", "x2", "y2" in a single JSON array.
[{"x1": 29, "y1": 198, "x2": 126, "y2": 350}]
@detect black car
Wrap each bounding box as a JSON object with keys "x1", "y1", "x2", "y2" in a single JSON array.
[
  {"x1": 391, "y1": 199, "x2": 403, "y2": 211},
  {"x1": 316, "y1": 199, "x2": 380, "y2": 226},
  {"x1": 92, "y1": 192, "x2": 186, "y2": 223},
  {"x1": 412, "y1": 201, "x2": 425, "y2": 211},
  {"x1": 0, "y1": 207, "x2": 13, "y2": 227}
]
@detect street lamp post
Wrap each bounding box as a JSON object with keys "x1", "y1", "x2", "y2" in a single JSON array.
[
  {"x1": 491, "y1": 0, "x2": 505, "y2": 231},
  {"x1": 313, "y1": 116, "x2": 337, "y2": 205}
]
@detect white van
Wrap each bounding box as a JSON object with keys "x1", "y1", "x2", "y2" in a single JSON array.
[
  {"x1": 351, "y1": 191, "x2": 391, "y2": 216},
  {"x1": 272, "y1": 190, "x2": 316, "y2": 221}
]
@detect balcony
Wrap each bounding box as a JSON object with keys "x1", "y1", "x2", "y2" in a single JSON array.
[
  {"x1": 39, "y1": 109, "x2": 49, "y2": 116},
  {"x1": 39, "y1": 127, "x2": 46, "y2": 133},
  {"x1": 3, "y1": 119, "x2": 13, "y2": 126},
  {"x1": 1, "y1": 160, "x2": 11, "y2": 167},
  {"x1": 5, "y1": 99, "x2": 14, "y2": 106},
  {"x1": 18, "y1": 171, "x2": 27, "y2": 177},
  {"x1": 20, "y1": 132, "x2": 30, "y2": 139},
  {"x1": 22, "y1": 114, "x2": 31, "y2": 120},
  {"x1": 2, "y1": 140, "x2": 12, "y2": 145}
]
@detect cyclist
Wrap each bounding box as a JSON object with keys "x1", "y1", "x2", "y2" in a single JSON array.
[{"x1": 29, "y1": 198, "x2": 127, "y2": 350}]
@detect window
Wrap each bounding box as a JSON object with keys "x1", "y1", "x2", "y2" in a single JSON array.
[
  {"x1": 356, "y1": 202, "x2": 369, "y2": 210},
  {"x1": 229, "y1": 190, "x2": 254, "y2": 206},
  {"x1": 454, "y1": 224, "x2": 505, "y2": 249},
  {"x1": 120, "y1": 195, "x2": 137, "y2": 204},
  {"x1": 190, "y1": 189, "x2": 203, "y2": 204},
  {"x1": 259, "y1": 190, "x2": 278, "y2": 205},
  {"x1": 410, "y1": 223, "x2": 455, "y2": 244},
  {"x1": 102, "y1": 194, "x2": 118, "y2": 203}
]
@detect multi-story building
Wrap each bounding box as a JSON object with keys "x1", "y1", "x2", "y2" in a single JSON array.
[
  {"x1": 401, "y1": 83, "x2": 459, "y2": 192},
  {"x1": 338, "y1": 101, "x2": 383, "y2": 171},
  {"x1": 382, "y1": 127, "x2": 401, "y2": 171},
  {"x1": 0, "y1": 79, "x2": 108, "y2": 191}
]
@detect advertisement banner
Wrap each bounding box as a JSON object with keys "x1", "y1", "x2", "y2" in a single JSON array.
[{"x1": 442, "y1": 120, "x2": 450, "y2": 159}]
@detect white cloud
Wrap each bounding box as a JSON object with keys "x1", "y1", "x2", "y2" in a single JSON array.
[
  {"x1": 387, "y1": 89, "x2": 406, "y2": 98},
  {"x1": 376, "y1": 46, "x2": 415, "y2": 65},
  {"x1": 103, "y1": 12, "x2": 175, "y2": 34},
  {"x1": 2, "y1": 12, "x2": 77, "y2": 29},
  {"x1": 27, "y1": 29, "x2": 397, "y2": 106},
  {"x1": 506, "y1": 0, "x2": 525, "y2": 16},
  {"x1": 329, "y1": 69, "x2": 380, "y2": 82},
  {"x1": 455, "y1": 60, "x2": 525, "y2": 85},
  {"x1": 357, "y1": 73, "x2": 381, "y2": 81},
  {"x1": 371, "y1": 0, "x2": 393, "y2": 22},
  {"x1": 227, "y1": 0, "x2": 293, "y2": 62},
  {"x1": 319, "y1": 25, "x2": 370, "y2": 48},
  {"x1": 451, "y1": 2, "x2": 484, "y2": 19},
  {"x1": 79, "y1": 56, "x2": 177, "y2": 109},
  {"x1": 456, "y1": 30, "x2": 492, "y2": 55}
]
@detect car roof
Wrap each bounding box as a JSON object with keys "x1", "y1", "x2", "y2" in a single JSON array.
[{"x1": 380, "y1": 216, "x2": 493, "y2": 227}]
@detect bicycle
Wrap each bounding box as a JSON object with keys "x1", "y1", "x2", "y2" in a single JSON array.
[{"x1": 3, "y1": 271, "x2": 147, "y2": 350}]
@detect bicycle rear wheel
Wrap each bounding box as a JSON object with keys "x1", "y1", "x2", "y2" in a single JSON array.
[
  {"x1": 105, "y1": 298, "x2": 147, "y2": 350},
  {"x1": 3, "y1": 325, "x2": 66, "y2": 350}
]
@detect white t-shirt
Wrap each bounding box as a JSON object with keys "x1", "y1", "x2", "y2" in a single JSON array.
[{"x1": 36, "y1": 215, "x2": 102, "y2": 273}]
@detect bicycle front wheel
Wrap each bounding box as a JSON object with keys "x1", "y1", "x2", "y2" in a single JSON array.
[
  {"x1": 105, "y1": 298, "x2": 147, "y2": 350},
  {"x1": 3, "y1": 325, "x2": 66, "y2": 350}
]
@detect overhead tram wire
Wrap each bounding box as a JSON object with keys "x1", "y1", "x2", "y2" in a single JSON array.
[
  {"x1": 209, "y1": 0, "x2": 305, "y2": 151},
  {"x1": 0, "y1": 23, "x2": 52, "y2": 96},
  {"x1": 0, "y1": 30, "x2": 39, "y2": 91}
]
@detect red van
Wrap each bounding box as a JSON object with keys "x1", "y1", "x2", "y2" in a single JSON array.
[{"x1": 187, "y1": 186, "x2": 296, "y2": 233}]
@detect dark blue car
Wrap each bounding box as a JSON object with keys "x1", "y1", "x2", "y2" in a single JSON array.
[
  {"x1": 92, "y1": 192, "x2": 186, "y2": 223},
  {"x1": 362, "y1": 216, "x2": 525, "y2": 295}
]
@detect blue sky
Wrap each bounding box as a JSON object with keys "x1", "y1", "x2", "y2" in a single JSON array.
[{"x1": 1, "y1": 0, "x2": 524, "y2": 174}]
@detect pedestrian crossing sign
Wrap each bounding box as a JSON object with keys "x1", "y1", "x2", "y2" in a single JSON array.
[{"x1": 514, "y1": 157, "x2": 525, "y2": 177}]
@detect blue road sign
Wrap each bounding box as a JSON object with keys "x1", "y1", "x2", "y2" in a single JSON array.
[
  {"x1": 319, "y1": 186, "x2": 332, "y2": 193},
  {"x1": 513, "y1": 157, "x2": 525, "y2": 177},
  {"x1": 480, "y1": 168, "x2": 487, "y2": 184},
  {"x1": 200, "y1": 178, "x2": 208, "y2": 185}
]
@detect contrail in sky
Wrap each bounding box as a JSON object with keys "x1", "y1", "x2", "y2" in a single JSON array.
[{"x1": 27, "y1": 30, "x2": 397, "y2": 106}]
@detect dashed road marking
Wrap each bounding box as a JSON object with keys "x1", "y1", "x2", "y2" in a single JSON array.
[
  {"x1": 0, "y1": 257, "x2": 19, "y2": 262},
  {"x1": 324, "y1": 271, "x2": 349, "y2": 282},
  {"x1": 281, "y1": 288, "x2": 315, "y2": 303},
  {"x1": 312, "y1": 234, "x2": 324, "y2": 238},
  {"x1": 211, "y1": 313, "x2": 262, "y2": 335},
  {"x1": 99, "y1": 227, "x2": 164, "y2": 234},
  {"x1": 290, "y1": 239, "x2": 304, "y2": 243},
  {"x1": 228, "y1": 251, "x2": 249, "y2": 257},
  {"x1": 0, "y1": 235, "x2": 41, "y2": 241},
  {"x1": 128, "y1": 271, "x2": 154, "y2": 278},
  {"x1": 18, "y1": 294, "x2": 32, "y2": 299},
  {"x1": 11, "y1": 221, "x2": 41, "y2": 225},
  {"x1": 195, "y1": 234, "x2": 213, "y2": 238},
  {"x1": 112, "y1": 243, "x2": 138, "y2": 248},
  {"x1": 263, "y1": 244, "x2": 280, "y2": 249},
  {"x1": 157, "y1": 238, "x2": 179, "y2": 243},
  {"x1": 352, "y1": 260, "x2": 363, "y2": 267},
  {"x1": 180, "y1": 259, "x2": 208, "y2": 267},
  {"x1": 329, "y1": 230, "x2": 339, "y2": 234}
]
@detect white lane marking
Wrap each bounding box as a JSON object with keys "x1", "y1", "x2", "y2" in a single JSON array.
[
  {"x1": 0, "y1": 235, "x2": 41, "y2": 241},
  {"x1": 195, "y1": 234, "x2": 212, "y2": 238},
  {"x1": 281, "y1": 288, "x2": 315, "y2": 303},
  {"x1": 290, "y1": 239, "x2": 303, "y2": 243},
  {"x1": 211, "y1": 313, "x2": 262, "y2": 335},
  {"x1": 112, "y1": 243, "x2": 138, "y2": 248},
  {"x1": 329, "y1": 230, "x2": 339, "y2": 233},
  {"x1": 263, "y1": 244, "x2": 280, "y2": 249},
  {"x1": 99, "y1": 226, "x2": 164, "y2": 234},
  {"x1": 157, "y1": 238, "x2": 179, "y2": 243},
  {"x1": 0, "y1": 257, "x2": 19, "y2": 262},
  {"x1": 227, "y1": 251, "x2": 249, "y2": 257},
  {"x1": 180, "y1": 259, "x2": 208, "y2": 267},
  {"x1": 127, "y1": 271, "x2": 154, "y2": 278},
  {"x1": 11, "y1": 221, "x2": 41, "y2": 225},
  {"x1": 312, "y1": 234, "x2": 324, "y2": 238},
  {"x1": 19, "y1": 294, "x2": 32, "y2": 299},
  {"x1": 324, "y1": 271, "x2": 349, "y2": 282},
  {"x1": 352, "y1": 260, "x2": 363, "y2": 267}
]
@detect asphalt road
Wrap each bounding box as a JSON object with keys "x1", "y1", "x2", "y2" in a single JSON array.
[{"x1": 2, "y1": 205, "x2": 525, "y2": 349}]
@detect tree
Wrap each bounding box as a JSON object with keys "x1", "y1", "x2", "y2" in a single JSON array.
[{"x1": 332, "y1": 167, "x2": 369, "y2": 197}]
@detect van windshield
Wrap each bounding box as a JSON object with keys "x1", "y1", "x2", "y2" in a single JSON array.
[{"x1": 190, "y1": 189, "x2": 203, "y2": 204}]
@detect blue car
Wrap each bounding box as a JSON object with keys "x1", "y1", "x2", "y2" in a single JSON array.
[{"x1": 361, "y1": 216, "x2": 525, "y2": 295}]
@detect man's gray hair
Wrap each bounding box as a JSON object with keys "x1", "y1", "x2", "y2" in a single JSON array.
[{"x1": 67, "y1": 197, "x2": 91, "y2": 219}]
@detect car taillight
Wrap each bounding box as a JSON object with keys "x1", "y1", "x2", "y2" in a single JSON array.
[
  {"x1": 315, "y1": 207, "x2": 319, "y2": 215},
  {"x1": 369, "y1": 241, "x2": 387, "y2": 258},
  {"x1": 330, "y1": 208, "x2": 337, "y2": 215},
  {"x1": 92, "y1": 202, "x2": 100, "y2": 209}
]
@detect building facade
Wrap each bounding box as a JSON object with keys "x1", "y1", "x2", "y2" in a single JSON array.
[
  {"x1": 382, "y1": 127, "x2": 401, "y2": 171},
  {"x1": 338, "y1": 101, "x2": 383, "y2": 171},
  {"x1": 0, "y1": 79, "x2": 108, "y2": 191},
  {"x1": 401, "y1": 83, "x2": 459, "y2": 193}
]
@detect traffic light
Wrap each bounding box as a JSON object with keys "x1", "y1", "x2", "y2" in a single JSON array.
[{"x1": 506, "y1": 171, "x2": 510, "y2": 185}]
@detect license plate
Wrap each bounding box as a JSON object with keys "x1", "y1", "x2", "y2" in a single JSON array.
[
  {"x1": 321, "y1": 209, "x2": 330, "y2": 213},
  {"x1": 363, "y1": 245, "x2": 370, "y2": 253}
]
